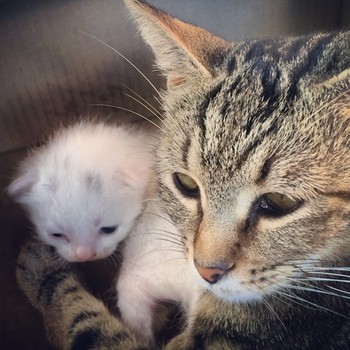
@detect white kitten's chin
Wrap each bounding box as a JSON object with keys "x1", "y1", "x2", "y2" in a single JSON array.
[{"x1": 56, "y1": 245, "x2": 117, "y2": 262}]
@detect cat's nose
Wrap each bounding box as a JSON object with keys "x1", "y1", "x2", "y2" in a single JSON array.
[{"x1": 194, "y1": 260, "x2": 233, "y2": 284}]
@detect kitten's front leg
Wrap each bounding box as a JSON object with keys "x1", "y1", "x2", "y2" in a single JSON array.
[{"x1": 16, "y1": 238, "x2": 152, "y2": 350}]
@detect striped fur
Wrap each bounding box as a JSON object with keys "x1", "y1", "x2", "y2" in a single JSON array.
[
  {"x1": 16, "y1": 1, "x2": 350, "y2": 349},
  {"x1": 126, "y1": 1, "x2": 350, "y2": 349},
  {"x1": 16, "y1": 239, "x2": 151, "y2": 350}
]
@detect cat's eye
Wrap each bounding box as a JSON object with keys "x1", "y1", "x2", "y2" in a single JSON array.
[
  {"x1": 173, "y1": 172, "x2": 200, "y2": 198},
  {"x1": 260, "y1": 193, "x2": 302, "y2": 217},
  {"x1": 99, "y1": 225, "x2": 118, "y2": 234}
]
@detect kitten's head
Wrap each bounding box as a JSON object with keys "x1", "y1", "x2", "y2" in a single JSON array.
[
  {"x1": 9, "y1": 123, "x2": 152, "y2": 262},
  {"x1": 126, "y1": 0, "x2": 350, "y2": 302}
]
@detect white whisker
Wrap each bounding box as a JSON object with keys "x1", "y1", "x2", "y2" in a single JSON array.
[
  {"x1": 121, "y1": 83, "x2": 163, "y2": 119},
  {"x1": 90, "y1": 103, "x2": 163, "y2": 131},
  {"x1": 81, "y1": 31, "x2": 162, "y2": 99}
]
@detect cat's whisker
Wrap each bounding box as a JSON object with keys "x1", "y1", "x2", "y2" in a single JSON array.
[
  {"x1": 296, "y1": 277, "x2": 350, "y2": 284},
  {"x1": 141, "y1": 197, "x2": 162, "y2": 204},
  {"x1": 80, "y1": 31, "x2": 162, "y2": 100},
  {"x1": 141, "y1": 211, "x2": 178, "y2": 227},
  {"x1": 276, "y1": 290, "x2": 350, "y2": 319},
  {"x1": 284, "y1": 279, "x2": 350, "y2": 301},
  {"x1": 155, "y1": 237, "x2": 184, "y2": 248},
  {"x1": 146, "y1": 227, "x2": 183, "y2": 239},
  {"x1": 122, "y1": 91, "x2": 164, "y2": 123},
  {"x1": 127, "y1": 229, "x2": 182, "y2": 244},
  {"x1": 132, "y1": 247, "x2": 186, "y2": 265},
  {"x1": 121, "y1": 84, "x2": 163, "y2": 120},
  {"x1": 325, "y1": 284, "x2": 350, "y2": 296},
  {"x1": 275, "y1": 290, "x2": 321, "y2": 312},
  {"x1": 90, "y1": 103, "x2": 164, "y2": 131},
  {"x1": 260, "y1": 297, "x2": 287, "y2": 331},
  {"x1": 301, "y1": 271, "x2": 350, "y2": 279},
  {"x1": 299, "y1": 266, "x2": 350, "y2": 272}
]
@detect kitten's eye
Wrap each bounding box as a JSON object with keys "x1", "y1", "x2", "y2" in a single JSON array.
[
  {"x1": 51, "y1": 233, "x2": 67, "y2": 241},
  {"x1": 260, "y1": 193, "x2": 302, "y2": 216},
  {"x1": 99, "y1": 225, "x2": 118, "y2": 234},
  {"x1": 173, "y1": 172, "x2": 200, "y2": 198}
]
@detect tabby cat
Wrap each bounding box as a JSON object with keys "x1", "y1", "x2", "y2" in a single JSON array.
[{"x1": 16, "y1": 0, "x2": 350, "y2": 349}]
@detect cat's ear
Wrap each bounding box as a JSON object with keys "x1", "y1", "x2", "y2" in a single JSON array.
[
  {"x1": 124, "y1": 0, "x2": 231, "y2": 89},
  {"x1": 7, "y1": 165, "x2": 37, "y2": 203}
]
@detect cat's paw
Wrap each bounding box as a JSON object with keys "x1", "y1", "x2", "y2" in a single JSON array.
[
  {"x1": 165, "y1": 331, "x2": 194, "y2": 350},
  {"x1": 16, "y1": 237, "x2": 70, "y2": 312}
]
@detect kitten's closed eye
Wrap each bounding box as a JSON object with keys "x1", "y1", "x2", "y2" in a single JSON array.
[
  {"x1": 99, "y1": 225, "x2": 118, "y2": 234},
  {"x1": 51, "y1": 233, "x2": 69, "y2": 241}
]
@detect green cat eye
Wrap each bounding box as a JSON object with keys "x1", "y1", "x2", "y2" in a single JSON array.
[
  {"x1": 260, "y1": 193, "x2": 302, "y2": 216},
  {"x1": 173, "y1": 172, "x2": 200, "y2": 198}
]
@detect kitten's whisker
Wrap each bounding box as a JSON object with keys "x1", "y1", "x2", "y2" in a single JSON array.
[
  {"x1": 90, "y1": 104, "x2": 163, "y2": 131},
  {"x1": 81, "y1": 31, "x2": 162, "y2": 99}
]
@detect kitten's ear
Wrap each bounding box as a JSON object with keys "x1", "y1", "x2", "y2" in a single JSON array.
[
  {"x1": 115, "y1": 162, "x2": 151, "y2": 190},
  {"x1": 124, "y1": 0, "x2": 231, "y2": 89},
  {"x1": 7, "y1": 165, "x2": 37, "y2": 202}
]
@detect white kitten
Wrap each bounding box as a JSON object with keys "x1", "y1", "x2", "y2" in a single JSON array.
[
  {"x1": 8, "y1": 122, "x2": 153, "y2": 262},
  {"x1": 117, "y1": 200, "x2": 200, "y2": 342}
]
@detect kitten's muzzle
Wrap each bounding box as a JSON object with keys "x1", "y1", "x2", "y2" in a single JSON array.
[{"x1": 194, "y1": 260, "x2": 233, "y2": 284}]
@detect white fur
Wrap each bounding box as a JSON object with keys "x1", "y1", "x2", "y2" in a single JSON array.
[
  {"x1": 117, "y1": 201, "x2": 200, "y2": 342},
  {"x1": 8, "y1": 122, "x2": 153, "y2": 262}
]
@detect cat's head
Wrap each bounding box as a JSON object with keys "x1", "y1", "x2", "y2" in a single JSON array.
[
  {"x1": 126, "y1": 0, "x2": 350, "y2": 302},
  {"x1": 8, "y1": 123, "x2": 152, "y2": 262}
]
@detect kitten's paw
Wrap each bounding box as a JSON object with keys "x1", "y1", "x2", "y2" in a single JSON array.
[{"x1": 16, "y1": 238, "x2": 70, "y2": 312}]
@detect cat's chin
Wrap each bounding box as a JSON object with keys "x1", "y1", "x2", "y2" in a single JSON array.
[{"x1": 195, "y1": 274, "x2": 275, "y2": 303}]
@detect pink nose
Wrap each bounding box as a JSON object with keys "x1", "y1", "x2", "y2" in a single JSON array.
[
  {"x1": 74, "y1": 246, "x2": 96, "y2": 262},
  {"x1": 194, "y1": 261, "x2": 232, "y2": 284}
]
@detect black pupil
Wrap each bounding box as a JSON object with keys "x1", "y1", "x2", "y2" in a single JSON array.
[{"x1": 100, "y1": 226, "x2": 117, "y2": 234}]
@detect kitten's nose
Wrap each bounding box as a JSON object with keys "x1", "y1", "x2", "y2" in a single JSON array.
[
  {"x1": 194, "y1": 260, "x2": 233, "y2": 284},
  {"x1": 75, "y1": 246, "x2": 96, "y2": 262}
]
